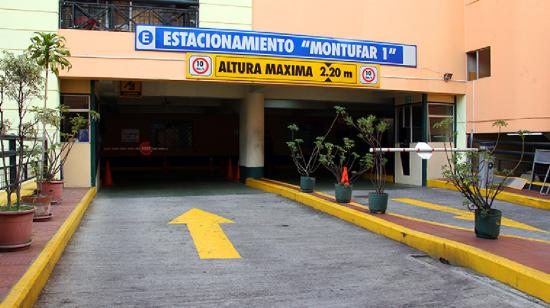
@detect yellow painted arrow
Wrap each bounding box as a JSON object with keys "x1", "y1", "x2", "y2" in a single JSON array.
[
  {"x1": 169, "y1": 208, "x2": 241, "y2": 259},
  {"x1": 392, "y1": 198, "x2": 546, "y2": 233}
]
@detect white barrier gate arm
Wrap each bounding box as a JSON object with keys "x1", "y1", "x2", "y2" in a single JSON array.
[{"x1": 370, "y1": 142, "x2": 479, "y2": 160}]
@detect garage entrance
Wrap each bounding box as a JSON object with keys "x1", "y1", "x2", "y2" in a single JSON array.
[
  {"x1": 90, "y1": 80, "x2": 450, "y2": 189},
  {"x1": 99, "y1": 97, "x2": 239, "y2": 185}
]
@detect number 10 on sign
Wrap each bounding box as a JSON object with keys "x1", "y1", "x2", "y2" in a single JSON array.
[{"x1": 189, "y1": 55, "x2": 213, "y2": 77}]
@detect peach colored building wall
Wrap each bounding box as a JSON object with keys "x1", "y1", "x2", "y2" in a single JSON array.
[
  {"x1": 464, "y1": 0, "x2": 550, "y2": 133},
  {"x1": 60, "y1": 0, "x2": 468, "y2": 95},
  {"x1": 252, "y1": 0, "x2": 467, "y2": 95},
  {"x1": 58, "y1": 29, "x2": 187, "y2": 81}
]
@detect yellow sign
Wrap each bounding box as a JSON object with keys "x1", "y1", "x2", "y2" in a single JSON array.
[
  {"x1": 169, "y1": 208, "x2": 241, "y2": 259},
  {"x1": 186, "y1": 53, "x2": 380, "y2": 88}
]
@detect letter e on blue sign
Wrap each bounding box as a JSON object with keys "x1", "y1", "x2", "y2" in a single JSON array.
[{"x1": 136, "y1": 25, "x2": 155, "y2": 50}]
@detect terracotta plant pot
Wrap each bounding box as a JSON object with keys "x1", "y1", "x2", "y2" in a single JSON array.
[
  {"x1": 38, "y1": 180, "x2": 64, "y2": 204},
  {"x1": 21, "y1": 195, "x2": 53, "y2": 221},
  {"x1": 0, "y1": 207, "x2": 35, "y2": 250}
]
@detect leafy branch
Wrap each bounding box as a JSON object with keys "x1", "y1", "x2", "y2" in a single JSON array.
[
  {"x1": 286, "y1": 106, "x2": 346, "y2": 177},
  {"x1": 317, "y1": 137, "x2": 374, "y2": 184},
  {"x1": 433, "y1": 118, "x2": 526, "y2": 215},
  {"x1": 343, "y1": 113, "x2": 390, "y2": 193}
]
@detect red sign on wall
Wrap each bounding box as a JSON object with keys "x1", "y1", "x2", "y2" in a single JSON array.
[{"x1": 139, "y1": 141, "x2": 153, "y2": 156}]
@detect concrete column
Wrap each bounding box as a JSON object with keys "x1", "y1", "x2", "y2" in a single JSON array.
[{"x1": 239, "y1": 92, "x2": 264, "y2": 181}]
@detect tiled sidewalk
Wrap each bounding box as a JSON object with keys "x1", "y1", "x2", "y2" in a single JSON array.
[{"x1": 0, "y1": 188, "x2": 88, "y2": 301}]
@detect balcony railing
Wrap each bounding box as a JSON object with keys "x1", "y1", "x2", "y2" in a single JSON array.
[{"x1": 60, "y1": 1, "x2": 198, "y2": 32}]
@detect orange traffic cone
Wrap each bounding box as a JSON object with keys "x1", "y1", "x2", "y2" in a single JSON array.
[
  {"x1": 341, "y1": 166, "x2": 350, "y2": 186},
  {"x1": 226, "y1": 158, "x2": 233, "y2": 180},
  {"x1": 103, "y1": 160, "x2": 113, "y2": 187},
  {"x1": 234, "y1": 160, "x2": 241, "y2": 182}
]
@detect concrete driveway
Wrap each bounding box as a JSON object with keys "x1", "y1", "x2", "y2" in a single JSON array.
[{"x1": 36, "y1": 181, "x2": 543, "y2": 307}]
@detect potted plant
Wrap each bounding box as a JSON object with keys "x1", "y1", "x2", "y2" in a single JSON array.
[
  {"x1": 22, "y1": 153, "x2": 53, "y2": 221},
  {"x1": 433, "y1": 118, "x2": 526, "y2": 239},
  {"x1": 344, "y1": 114, "x2": 390, "y2": 213},
  {"x1": 286, "y1": 106, "x2": 345, "y2": 192},
  {"x1": 33, "y1": 106, "x2": 97, "y2": 203},
  {"x1": 318, "y1": 137, "x2": 374, "y2": 203},
  {"x1": 26, "y1": 32, "x2": 71, "y2": 203},
  {"x1": 0, "y1": 51, "x2": 43, "y2": 249}
]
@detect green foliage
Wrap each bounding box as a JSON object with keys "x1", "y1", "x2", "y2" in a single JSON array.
[
  {"x1": 433, "y1": 118, "x2": 526, "y2": 215},
  {"x1": 32, "y1": 106, "x2": 99, "y2": 181},
  {"x1": 342, "y1": 112, "x2": 390, "y2": 193},
  {"x1": 27, "y1": 32, "x2": 71, "y2": 75},
  {"x1": 286, "y1": 106, "x2": 345, "y2": 177},
  {"x1": 0, "y1": 52, "x2": 44, "y2": 210},
  {"x1": 317, "y1": 137, "x2": 374, "y2": 184},
  {"x1": 0, "y1": 52, "x2": 43, "y2": 102},
  {"x1": 27, "y1": 32, "x2": 74, "y2": 184}
]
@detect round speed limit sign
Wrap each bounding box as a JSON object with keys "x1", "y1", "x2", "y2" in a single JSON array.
[
  {"x1": 188, "y1": 55, "x2": 212, "y2": 77},
  {"x1": 359, "y1": 65, "x2": 379, "y2": 85}
]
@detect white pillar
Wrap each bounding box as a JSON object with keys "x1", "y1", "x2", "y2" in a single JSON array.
[{"x1": 239, "y1": 92, "x2": 264, "y2": 180}]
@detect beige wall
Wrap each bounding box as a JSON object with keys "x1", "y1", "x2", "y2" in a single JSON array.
[
  {"x1": 199, "y1": 0, "x2": 252, "y2": 30},
  {"x1": 464, "y1": 0, "x2": 550, "y2": 133},
  {"x1": 252, "y1": 0, "x2": 467, "y2": 95},
  {"x1": 58, "y1": 29, "x2": 187, "y2": 81},
  {"x1": 63, "y1": 143, "x2": 91, "y2": 188},
  {"x1": 59, "y1": 79, "x2": 92, "y2": 187},
  {"x1": 0, "y1": 0, "x2": 60, "y2": 127}
]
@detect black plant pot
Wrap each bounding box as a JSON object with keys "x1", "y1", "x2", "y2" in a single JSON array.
[
  {"x1": 368, "y1": 192, "x2": 388, "y2": 214},
  {"x1": 474, "y1": 209, "x2": 502, "y2": 239},
  {"x1": 335, "y1": 184, "x2": 352, "y2": 203},
  {"x1": 300, "y1": 176, "x2": 315, "y2": 193}
]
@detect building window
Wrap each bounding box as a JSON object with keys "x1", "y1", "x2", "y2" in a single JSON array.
[
  {"x1": 61, "y1": 95, "x2": 91, "y2": 142},
  {"x1": 428, "y1": 103, "x2": 454, "y2": 142},
  {"x1": 467, "y1": 47, "x2": 491, "y2": 81}
]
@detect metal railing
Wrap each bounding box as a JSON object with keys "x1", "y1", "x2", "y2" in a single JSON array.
[
  {"x1": 0, "y1": 136, "x2": 38, "y2": 191},
  {"x1": 60, "y1": 1, "x2": 198, "y2": 32},
  {"x1": 477, "y1": 139, "x2": 550, "y2": 177}
]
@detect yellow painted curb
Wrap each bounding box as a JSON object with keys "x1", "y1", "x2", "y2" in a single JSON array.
[
  {"x1": 0, "y1": 187, "x2": 97, "y2": 308},
  {"x1": 247, "y1": 178, "x2": 550, "y2": 303},
  {"x1": 427, "y1": 179, "x2": 550, "y2": 211}
]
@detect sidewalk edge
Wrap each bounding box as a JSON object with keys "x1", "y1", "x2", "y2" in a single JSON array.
[
  {"x1": 0, "y1": 187, "x2": 97, "y2": 308},
  {"x1": 246, "y1": 178, "x2": 550, "y2": 303},
  {"x1": 427, "y1": 179, "x2": 550, "y2": 210}
]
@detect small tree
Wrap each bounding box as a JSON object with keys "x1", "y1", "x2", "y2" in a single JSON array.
[
  {"x1": 433, "y1": 118, "x2": 526, "y2": 215},
  {"x1": 317, "y1": 137, "x2": 374, "y2": 184},
  {"x1": 27, "y1": 32, "x2": 71, "y2": 180},
  {"x1": 32, "y1": 106, "x2": 98, "y2": 181},
  {"x1": 343, "y1": 114, "x2": 390, "y2": 194},
  {"x1": 0, "y1": 52, "x2": 43, "y2": 210},
  {"x1": 286, "y1": 106, "x2": 346, "y2": 177}
]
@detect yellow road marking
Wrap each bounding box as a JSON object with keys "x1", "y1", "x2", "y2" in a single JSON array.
[
  {"x1": 169, "y1": 208, "x2": 241, "y2": 259},
  {"x1": 392, "y1": 198, "x2": 546, "y2": 233},
  {"x1": 387, "y1": 212, "x2": 550, "y2": 244}
]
